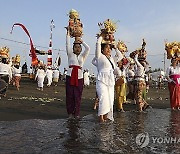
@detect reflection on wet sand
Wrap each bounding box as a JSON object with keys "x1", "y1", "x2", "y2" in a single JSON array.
[
  {"x1": 166, "y1": 111, "x2": 180, "y2": 153},
  {"x1": 0, "y1": 109, "x2": 179, "y2": 153},
  {"x1": 63, "y1": 119, "x2": 82, "y2": 153}
]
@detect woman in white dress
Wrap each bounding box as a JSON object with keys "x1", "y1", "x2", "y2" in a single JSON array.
[
  {"x1": 46, "y1": 66, "x2": 53, "y2": 87},
  {"x1": 35, "y1": 65, "x2": 46, "y2": 91},
  {"x1": 83, "y1": 69, "x2": 90, "y2": 86},
  {"x1": 126, "y1": 63, "x2": 135, "y2": 101},
  {"x1": 95, "y1": 36, "x2": 122, "y2": 122},
  {"x1": 53, "y1": 68, "x2": 60, "y2": 86}
]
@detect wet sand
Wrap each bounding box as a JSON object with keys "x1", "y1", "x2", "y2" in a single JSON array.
[{"x1": 0, "y1": 76, "x2": 171, "y2": 121}]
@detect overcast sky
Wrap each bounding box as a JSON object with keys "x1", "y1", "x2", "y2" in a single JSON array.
[{"x1": 1, "y1": 0, "x2": 180, "y2": 73}]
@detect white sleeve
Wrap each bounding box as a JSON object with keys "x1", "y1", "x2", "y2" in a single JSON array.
[
  {"x1": 123, "y1": 60, "x2": 130, "y2": 70},
  {"x1": 35, "y1": 69, "x2": 39, "y2": 80},
  {"x1": 95, "y1": 36, "x2": 103, "y2": 58},
  {"x1": 134, "y1": 54, "x2": 142, "y2": 68},
  {"x1": 9, "y1": 67, "x2": 12, "y2": 80},
  {"x1": 66, "y1": 34, "x2": 72, "y2": 56},
  {"x1": 114, "y1": 49, "x2": 123, "y2": 63},
  {"x1": 166, "y1": 67, "x2": 172, "y2": 82},
  {"x1": 81, "y1": 41, "x2": 90, "y2": 61},
  {"x1": 92, "y1": 57, "x2": 97, "y2": 66}
]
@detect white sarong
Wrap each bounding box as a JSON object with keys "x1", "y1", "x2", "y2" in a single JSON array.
[{"x1": 96, "y1": 80, "x2": 114, "y2": 121}]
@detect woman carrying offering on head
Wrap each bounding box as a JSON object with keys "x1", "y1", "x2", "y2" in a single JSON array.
[
  {"x1": 65, "y1": 27, "x2": 90, "y2": 119},
  {"x1": 166, "y1": 58, "x2": 180, "y2": 110}
]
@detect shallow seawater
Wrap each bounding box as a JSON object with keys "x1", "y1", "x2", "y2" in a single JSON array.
[{"x1": 0, "y1": 108, "x2": 180, "y2": 154}]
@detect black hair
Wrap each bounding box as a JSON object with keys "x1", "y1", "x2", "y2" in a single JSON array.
[
  {"x1": 171, "y1": 58, "x2": 177, "y2": 64},
  {"x1": 2, "y1": 58, "x2": 7, "y2": 64},
  {"x1": 39, "y1": 66, "x2": 43, "y2": 69},
  {"x1": 14, "y1": 65, "x2": 20, "y2": 69},
  {"x1": 73, "y1": 43, "x2": 82, "y2": 49},
  {"x1": 73, "y1": 43, "x2": 82, "y2": 55},
  {"x1": 101, "y1": 43, "x2": 113, "y2": 54},
  {"x1": 139, "y1": 60, "x2": 146, "y2": 67}
]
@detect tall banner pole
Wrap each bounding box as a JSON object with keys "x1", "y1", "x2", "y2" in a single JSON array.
[{"x1": 47, "y1": 20, "x2": 55, "y2": 66}]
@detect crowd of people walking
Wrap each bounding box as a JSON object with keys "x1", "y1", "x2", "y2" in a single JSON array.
[{"x1": 0, "y1": 13, "x2": 180, "y2": 123}]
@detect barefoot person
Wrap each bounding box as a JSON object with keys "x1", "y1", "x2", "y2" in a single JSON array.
[
  {"x1": 95, "y1": 36, "x2": 123, "y2": 122},
  {"x1": 65, "y1": 28, "x2": 90, "y2": 119},
  {"x1": 92, "y1": 57, "x2": 99, "y2": 110},
  {"x1": 114, "y1": 58, "x2": 129, "y2": 112},
  {"x1": 133, "y1": 53, "x2": 149, "y2": 112},
  {"x1": 94, "y1": 18, "x2": 124, "y2": 122},
  {"x1": 114, "y1": 41, "x2": 129, "y2": 112},
  {"x1": 166, "y1": 58, "x2": 180, "y2": 110},
  {"x1": 126, "y1": 63, "x2": 135, "y2": 102}
]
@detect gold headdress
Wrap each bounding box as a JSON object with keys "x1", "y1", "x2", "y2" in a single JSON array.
[
  {"x1": 0, "y1": 46, "x2": 10, "y2": 58},
  {"x1": 165, "y1": 41, "x2": 180, "y2": 59},
  {"x1": 116, "y1": 40, "x2": 128, "y2": 52},
  {"x1": 12, "y1": 57, "x2": 15, "y2": 64},
  {"x1": 67, "y1": 9, "x2": 83, "y2": 39},
  {"x1": 97, "y1": 19, "x2": 118, "y2": 45},
  {"x1": 68, "y1": 9, "x2": 79, "y2": 19},
  {"x1": 100, "y1": 19, "x2": 117, "y2": 34},
  {"x1": 15, "y1": 54, "x2": 20, "y2": 63},
  {"x1": 11, "y1": 54, "x2": 20, "y2": 66},
  {"x1": 130, "y1": 39, "x2": 147, "y2": 62}
]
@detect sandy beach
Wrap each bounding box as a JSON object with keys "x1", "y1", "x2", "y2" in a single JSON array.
[
  {"x1": 0, "y1": 75, "x2": 171, "y2": 121},
  {"x1": 1, "y1": 76, "x2": 179, "y2": 154}
]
